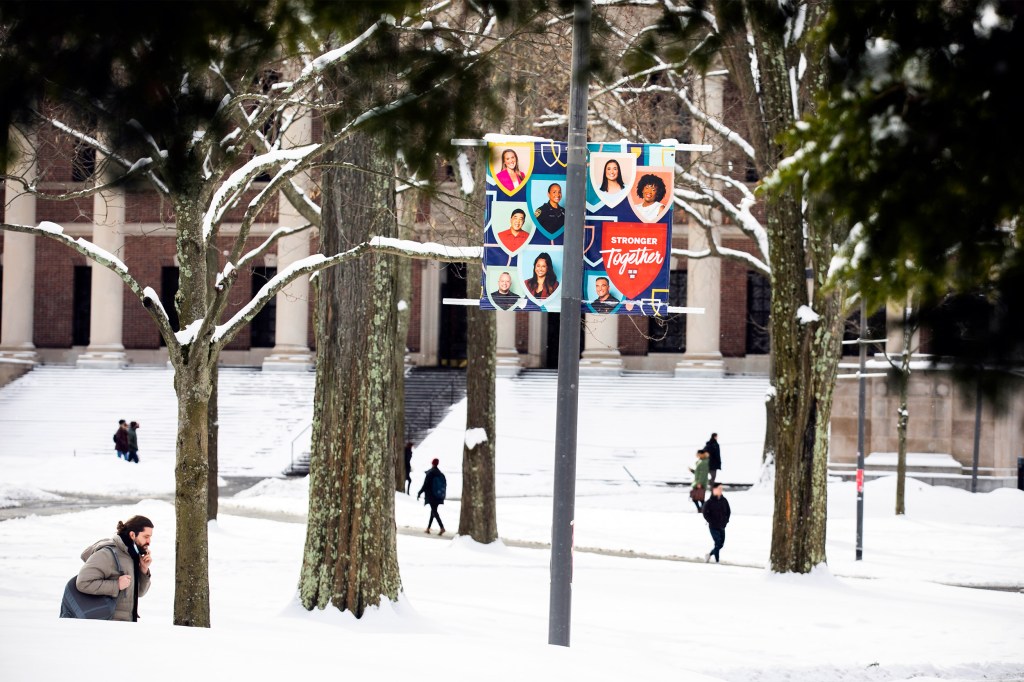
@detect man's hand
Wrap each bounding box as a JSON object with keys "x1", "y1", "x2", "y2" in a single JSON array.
[
  {"x1": 140, "y1": 551, "x2": 153, "y2": 574},
  {"x1": 118, "y1": 574, "x2": 131, "y2": 590}
]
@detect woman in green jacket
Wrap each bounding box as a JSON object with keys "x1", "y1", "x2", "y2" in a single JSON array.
[{"x1": 689, "y1": 450, "x2": 709, "y2": 512}]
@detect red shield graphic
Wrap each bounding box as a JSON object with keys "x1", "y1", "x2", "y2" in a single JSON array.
[{"x1": 600, "y1": 222, "x2": 668, "y2": 300}]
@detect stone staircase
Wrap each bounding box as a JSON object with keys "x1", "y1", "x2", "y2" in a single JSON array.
[{"x1": 282, "y1": 366, "x2": 466, "y2": 476}]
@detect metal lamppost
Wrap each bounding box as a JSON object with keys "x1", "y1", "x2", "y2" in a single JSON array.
[{"x1": 548, "y1": 0, "x2": 590, "y2": 648}]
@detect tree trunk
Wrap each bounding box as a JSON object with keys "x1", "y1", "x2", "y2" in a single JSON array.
[
  {"x1": 207, "y1": 364, "x2": 219, "y2": 521},
  {"x1": 171, "y1": 356, "x2": 212, "y2": 626},
  {"x1": 713, "y1": 1, "x2": 845, "y2": 573},
  {"x1": 170, "y1": 197, "x2": 214, "y2": 626},
  {"x1": 895, "y1": 305, "x2": 913, "y2": 515},
  {"x1": 299, "y1": 125, "x2": 402, "y2": 616},
  {"x1": 458, "y1": 260, "x2": 498, "y2": 542}
]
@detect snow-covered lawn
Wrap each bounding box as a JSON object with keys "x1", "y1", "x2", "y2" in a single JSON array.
[{"x1": 0, "y1": 367, "x2": 1021, "y2": 681}]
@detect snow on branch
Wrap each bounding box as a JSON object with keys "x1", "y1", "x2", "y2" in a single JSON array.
[
  {"x1": 43, "y1": 117, "x2": 170, "y2": 195},
  {"x1": 676, "y1": 87, "x2": 756, "y2": 161},
  {"x1": 456, "y1": 152, "x2": 474, "y2": 196},
  {"x1": 679, "y1": 170, "x2": 770, "y2": 261},
  {"x1": 301, "y1": 21, "x2": 384, "y2": 79},
  {"x1": 0, "y1": 221, "x2": 177, "y2": 346},
  {"x1": 202, "y1": 144, "x2": 319, "y2": 242},
  {"x1": 369, "y1": 236, "x2": 482, "y2": 262},
  {"x1": 236, "y1": 224, "x2": 315, "y2": 273},
  {"x1": 213, "y1": 237, "x2": 482, "y2": 348}
]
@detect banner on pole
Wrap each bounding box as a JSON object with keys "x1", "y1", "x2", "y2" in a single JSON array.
[{"x1": 480, "y1": 139, "x2": 674, "y2": 315}]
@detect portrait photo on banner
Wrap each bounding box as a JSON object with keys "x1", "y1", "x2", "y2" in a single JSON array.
[
  {"x1": 528, "y1": 178, "x2": 566, "y2": 237},
  {"x1": 518, "y1": 246, "x2": 563, "y2": 311},
  {"x1": 589, "y1": 151, "x2": 636, "y2": 209},
  {"x1": 490, "y1": 143, "x2": 535, "y2": 197},
  {"x1": 490, "y1": 201, "x2": 532, "y2": 255},
  {"x1": 585, "y1": 271, "x2": 621, "y2": 314},
  {"x1": 485, "y1": 266, "x2": 524, "y2": 311},
  {"x1": 629, "y1": 167, "x2": 674, "y2": 223}
]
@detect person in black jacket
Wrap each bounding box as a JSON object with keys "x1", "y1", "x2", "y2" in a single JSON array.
[
  {"x1": 403, "y1": 442, "x2": 414, "y2": 495},
  {"x1": 702, "y1": 482, "x2": 731, "y2": 563},
  {"x1": 704, "y1": 432, "x2": 722, "y2": 486},
  {"x1": 417, "y1": 458, "x2": 447, "y2": 535}
]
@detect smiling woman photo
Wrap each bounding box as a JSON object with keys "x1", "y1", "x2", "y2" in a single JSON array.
[
  {"x1": 496, "y1": 148, "x2": 525, "y2": 191},
  {"x1": 524, "y1": 252, "x2": 559, "y2": 299},
  {"x1": 633, "y1": 173, "x2": 667, "y2": 221}
]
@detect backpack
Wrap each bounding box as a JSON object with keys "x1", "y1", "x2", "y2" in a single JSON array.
[
  {"x1": 431, "y1": 473, "x2": 447, "y2": 502},
  {"x1": 60, "y1": 547, "x2": 121, "y2": 619}
]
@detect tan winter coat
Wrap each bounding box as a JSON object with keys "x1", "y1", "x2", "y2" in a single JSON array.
[{"x1": 76, "y1": 535, "x2": 151, "y2": 622}]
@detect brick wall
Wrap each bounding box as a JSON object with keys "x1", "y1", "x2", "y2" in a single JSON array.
[
  {"x1": 123, "y1": 236, "x2": 176, "y2": 349},
  {"x1": 34, "y1": 238, "x2": 86, "y2": 347},
  {"x1": 617, "y1": 315, "x2": 650, "y2": 356}
]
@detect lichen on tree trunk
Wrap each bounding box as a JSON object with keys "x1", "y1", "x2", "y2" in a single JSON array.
[
  {"x1": 458, "y1": 260, "x2": 498, "y2": 542},
  {"x1": 299, "y1": 124, "x2": 402, "y2": 616},
  {"x1": 712, "y1": 0, "x2": 846, "y2": 573},
  {"x1": 172, "y1": 359, "x2": 213, "y2": 626}
]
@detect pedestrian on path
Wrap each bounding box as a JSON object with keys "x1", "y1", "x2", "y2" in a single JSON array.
[
  {"x1": 702, "y1": 482, "x2": 731, "y2": 563},
  {"x1": 404, "y1": 441, "x2": 414, "y2": 495},
  {"x1": 417, "y1": 458, "x2": 447, "y2": 535},
  {"x1": 127, "y1": 421, "x2": 140, "y2": 464},
  {"x1": 113, "y1": 419, "x2": 129, "y2": 460},
  {"x1": 74, "y1": 515, "x2": 154, "y2": 622},
  {"x1": 689, "y1": 449, "x2": 709, "y2": 512},
  {"x1": 704, "y1": 432, "x2": 722, "y2": 486}
]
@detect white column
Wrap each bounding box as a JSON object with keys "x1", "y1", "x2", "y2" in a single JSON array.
[
  {"x1": 676, "y1": 69, "x2": 724, "y2": 377},
  {"x1": 0, "y1": 128, "x2": 39, "y2": 363},
  {"x1": 526, "y1": 313, "x2": 545, "y2": 368},
  {"x1": 580, "y1": 313, "x2": 622, "y2": 375},
  {"x1": 417, "y1": 262, "x2": 441, "y2": 366},
  {"x1": 495, "y1": 310, "x2": 521, "y2": 376},
  {"x1": 264, "y1": 115, "x2": 314, "y2": 371},
  {"x1": 675, "y1": 223, "x2": 723, "y2": 376},
  {"x1": 78, "y1": 183, "x2": 128, "y2": 368}
]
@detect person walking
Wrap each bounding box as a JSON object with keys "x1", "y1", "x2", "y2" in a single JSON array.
[
  {"x1": 689, "y1": 449, "x2": 709, "y2": 512},
  {"x1": 126, "y1": 421, "x2": 140, "y2": 464},
  {"x1": 416, "y1": 458, "x2": 447, "y2": 535},
  {"x1": 113, "y1": 419, "x2": 129, "y2": 460},
  {"x1": 702, "y1": 482, "x2": 731, "y2": 564},
  {"x1": 75, "y1": 515, "x2": 154, "y2": 622},
  {"x1": 404, "y1": 441, "x2": 414, "y2": 495},
  {"x1": 704, "y1": 432, "x2": 722, "y2": 486}
]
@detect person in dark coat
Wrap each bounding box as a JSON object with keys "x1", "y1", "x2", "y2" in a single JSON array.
[
  {"x1": 416, "y1": 458, "x2": 447, "y2": 535},
  {"x1": 404, "y1": 442, "x2": 414, "y2": 495},
  {"x1": 704, "y1": 432, "x2": 722, "y2": 485},
  {"x1": 127, "y1": 421, "x2": 140, "y2": 464},
  {"x1": 702, "y1": 482, "x2": 731, "y2": 563},
  {"x1": 113, "y1": 419, "x2": 129, "y2": 460}
]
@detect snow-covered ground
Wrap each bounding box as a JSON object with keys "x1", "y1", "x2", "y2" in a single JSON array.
[{"x1": 0, "y1": 366, "x2": 1022, "y2": 682}]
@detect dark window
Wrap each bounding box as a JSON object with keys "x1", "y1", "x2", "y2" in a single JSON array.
[
  {"x1": 650, "y1": 270, "x2": 687, "y2": 352},
  {"x1": 72, "y1": 142, "x2": 96, "y2": 182},
  {"x1": 250, "y1": 267, "x2": 277, "y2": 348},
  {"x1": 543, "y1": 313, "x2": 586, "y2": 369},
  {"x1": 439, "y1": 263, "x2": 468, "y2": 367},
  {"x1": 72, "y1": 266, "x2": 92, "y2": 346},
  {"x1": 745, "y1": 158, "x2": 759, "y2": 183},
  {"x1": 746, "y1": 271, "x2": 771, "y2": 355},
  {"x1": 842, "y1": 307, "x2": 886, "y2": 357},
  {"x1": 160, "y1": 267, "x2": 180, "y2": 347}
]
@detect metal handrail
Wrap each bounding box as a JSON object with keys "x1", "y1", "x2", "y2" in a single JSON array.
[{"x1": 290, "y1": 422, "x2": 313, "y2": 471}]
